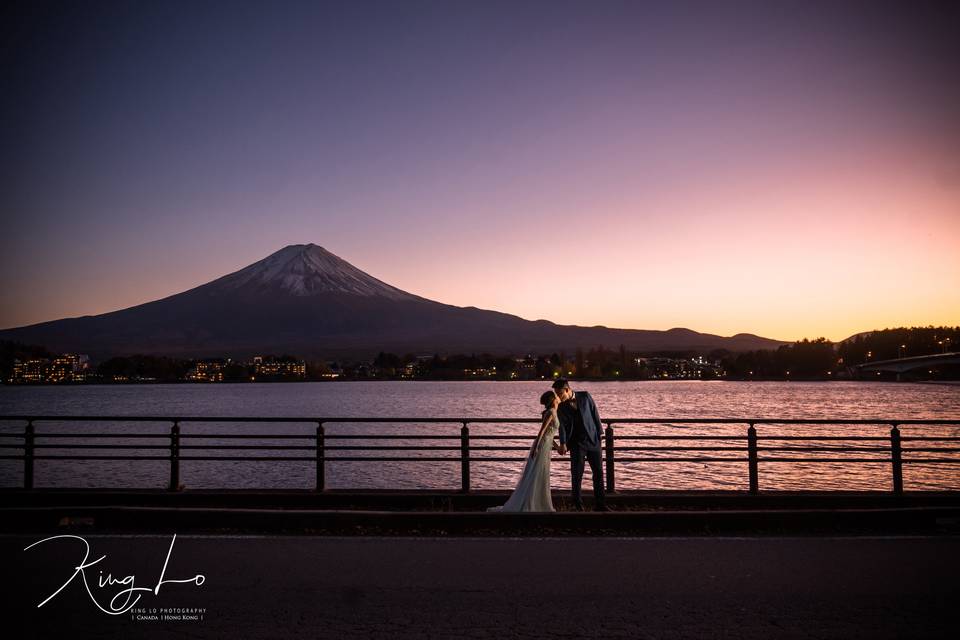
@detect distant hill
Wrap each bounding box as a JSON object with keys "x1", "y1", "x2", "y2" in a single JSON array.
[
  {"x1": 839, "y1": 331, "x2": 874, "y2": 343},
  {"x1": 0, "y1": 243, "x2": 788, "y2": 360}
]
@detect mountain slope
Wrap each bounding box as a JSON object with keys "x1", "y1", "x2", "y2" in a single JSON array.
[{"x1": 0, "y1": 243, "x2": 787, "y2": 359}]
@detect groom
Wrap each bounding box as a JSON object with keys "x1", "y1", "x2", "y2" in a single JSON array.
[{"x1": 552, "y1": 378, "x2": 609, "y2": 511}]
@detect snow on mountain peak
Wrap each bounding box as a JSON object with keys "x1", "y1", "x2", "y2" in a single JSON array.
[{"x1": 214, "y1": 243, "x2": 418, "y2": 300}]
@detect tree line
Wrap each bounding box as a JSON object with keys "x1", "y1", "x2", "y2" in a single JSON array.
[{"x1": 3, "y1": 325, "x2": 957, "y2": 383}]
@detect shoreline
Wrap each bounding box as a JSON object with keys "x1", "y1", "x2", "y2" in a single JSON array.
[{"x1": 4, "y1": 378, "x2": 958, "y2": 387}]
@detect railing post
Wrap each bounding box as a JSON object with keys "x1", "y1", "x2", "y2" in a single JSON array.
[
  {"x1": 316, "y1": 421, "x2": 325, "y2": 492},
  {"x1": 169, "y1": 421, "x2": 180, "y2": 492},
  {"x1": 23, "y1": 419, "x2": 34, "y2": 490},
  {"x1": 460, "y1": 422, "x2": 470, "y2": 493},
  {"x1": 890, "y1": 424, "x2": 903, "y2": 495},
  {"x1": 747, "y1": 423, "x2": 759, "y2": 494},
  {"x1": 604, "y1": 422, "x2": 615, "y2": 493}
]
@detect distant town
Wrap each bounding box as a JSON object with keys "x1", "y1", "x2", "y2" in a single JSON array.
[
  {"x1": 6, "y1": 351, "x2": 727, "y2": 384},
  {"x1": 2, "y1": 326, "x2": 957, "y2": 385}
]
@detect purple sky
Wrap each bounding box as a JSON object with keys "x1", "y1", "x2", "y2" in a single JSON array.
[{"x1": 2, "y1": 0, "x2": 958, "y2": 341}]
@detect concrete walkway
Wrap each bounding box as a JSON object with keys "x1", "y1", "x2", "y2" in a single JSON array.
[{"x1": 3, "y1": 534, "x2": 956, "y2": 639}]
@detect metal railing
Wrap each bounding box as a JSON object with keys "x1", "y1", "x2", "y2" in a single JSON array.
[{"x1": 1, "y1": 416, "x2": 958, "y2": 494}]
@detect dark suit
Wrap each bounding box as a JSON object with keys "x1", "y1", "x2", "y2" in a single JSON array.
[{"x1": 556, "y1": 390, "x2": 606, "y2": 509}]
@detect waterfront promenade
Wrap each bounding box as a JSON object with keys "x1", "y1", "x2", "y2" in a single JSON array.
[
  {"x1": 3, "y1": 488, "x2": 960, "y2": 536},
  {"x1": 3, "y1": 534, "x2": 956, "y2": 639}
]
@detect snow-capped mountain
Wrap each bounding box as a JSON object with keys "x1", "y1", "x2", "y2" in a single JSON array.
[
  {"x1": 212, "y1": 243, "x2": 418, "y2": 301},
  {"x1": 0, "y1": 243, "x2": 787, "y2": 360}
]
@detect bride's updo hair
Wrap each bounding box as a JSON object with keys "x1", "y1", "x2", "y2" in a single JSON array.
[{"x1": 539, "y1": 390, "x2": 557, "y2": 411}]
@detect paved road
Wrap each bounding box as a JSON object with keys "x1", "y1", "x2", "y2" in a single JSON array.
[{"x1": 2, "y1": 534, "x2": 955, "y2": 639}]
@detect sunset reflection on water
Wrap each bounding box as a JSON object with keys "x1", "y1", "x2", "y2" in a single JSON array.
[{"x1": 1, "y1": 381, "x2": 957, "y2": 491}]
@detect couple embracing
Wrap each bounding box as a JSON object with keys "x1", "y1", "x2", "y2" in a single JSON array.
[{"x1": 488, "y1": 378, "x2": 609, "y2": 513}]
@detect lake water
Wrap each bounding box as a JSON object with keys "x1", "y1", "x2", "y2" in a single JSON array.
[{"x1": 1, "y1": 381, "x2": 958, "y2": 491}]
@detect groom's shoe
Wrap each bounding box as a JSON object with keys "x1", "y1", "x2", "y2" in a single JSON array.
[
  {"x1": 572, "y1": 502, "x2": 585, "y2": 512},
  {"x1": 593, "y1": 504, "x2": 611, "y2": 512}
]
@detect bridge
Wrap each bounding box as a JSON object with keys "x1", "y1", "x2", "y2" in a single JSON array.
[{"x1": 854, "y1": 351, "x2": 960, "y2": 379}]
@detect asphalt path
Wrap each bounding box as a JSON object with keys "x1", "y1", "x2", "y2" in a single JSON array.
[{"x1": 2, "y1": 534, "x2": 956, "y2": 639}]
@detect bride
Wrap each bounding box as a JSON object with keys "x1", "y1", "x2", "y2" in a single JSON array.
[{"x1": 487, "y1": 390, "x2": 560, "y2": 512}]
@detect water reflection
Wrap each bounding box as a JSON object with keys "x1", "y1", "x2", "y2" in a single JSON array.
[{"x1": 0, "y1": 381, "x2": 958, "y2": 490}]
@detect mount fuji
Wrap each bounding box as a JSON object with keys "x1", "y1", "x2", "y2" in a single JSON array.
[{"x1": 0, "y1": 243, "x2": 786, "y2": 360}]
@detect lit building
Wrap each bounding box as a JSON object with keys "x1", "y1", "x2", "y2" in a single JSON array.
[
  {"x1": 637, "y1": 356, "x2": 724, "y2": 380},
  {"x1": 46, "y1": 354, "x2": 91, "y2": 383},
  {"x1": 185, "y1": 359, "x2": 227, "y2": 382},
  {"x1": 463, "y1": 367, "x2": 496, "y2": 377},
  {"x1": 250, "y1": 355, "x2": 306, "y2": 380},
  {"x1": 9, "y1": 358, "x2": 48, "y2": 383},
  {"x1": 8, "y1": 354, "x2": 89, "y2": 384},
  {"x1": 514, "y1": 356, "x2": 536, "y2": 371}
]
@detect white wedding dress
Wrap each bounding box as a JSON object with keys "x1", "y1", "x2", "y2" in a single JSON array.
[{"x1": 487, "y1": 408, "x2": 558, "y2": 512}]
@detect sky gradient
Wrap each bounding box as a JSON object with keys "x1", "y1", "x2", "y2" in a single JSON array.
[{"x1": 2, "y1": 0, "x2": 958, "y2": 342}]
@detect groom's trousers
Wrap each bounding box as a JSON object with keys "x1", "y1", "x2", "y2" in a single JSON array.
[{"x1": 569, "y1": 445, "x2": 605, "y2": 508}]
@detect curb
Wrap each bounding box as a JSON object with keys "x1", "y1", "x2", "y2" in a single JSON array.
[{"x1": 5, "y1": 504, "x2": 960, "y2": 536}]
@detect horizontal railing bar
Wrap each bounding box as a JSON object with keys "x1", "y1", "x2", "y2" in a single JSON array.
[
  {"x1": 15, "y1": 432, "x2": 941, "y2": 441},
  {"x1": 0, "y1": 432, "x2": 736, "y2": 440},
  {"x1": 619, "y1": 436, "x2": 901, "y2": 441},
  {"x1": 25, "y1": 444, "x2": 172, "y2": 450},
  {"x1": 2, "y1": 415, "x2": 958, "y2": 425},
  {"x1": 180, "y1": 445, "x2": 315, "y2": 450},
  {"x1": 15, "y1": 433, "x2": 940, "y2": 442},
  {"x1": 757, "y1": 436, "x2": 892, "y2": 441},
  {"x1": 758, "y1": 447, "x2": 893, "y2": 452},
  {"x1": 466, "y1": 435, "x2": 551, "y2": 440},
  {"x1": 16, "y1": 454, "x2": 960, "y2": 463},
  {"x1": 163, "y1": 456, "x2": 321, "y2": 461},
  {"x1": 27, "y1": 455, "x2": 317, "y2": 461},
  {"x1": 21, "y1": 433, "x2": 318, "y2": 440},
  {"x1": 27, "y1": 455, "x2": 173, "y2": 460},
  {"x1": 613, "y1": 446, "x2": 748, "y2": 451},
  {"x1": 609, "y1": 458, "x2": 749, "y2": 463},
  {"x1": 0, "y1": 433, "x2": 172, "y2": 439},
  {"x1": 0, "y1": 416, "x2": 535, "y2": 423},
  {"x1": 184, "y1": 434, "x2": 328, "y2": 440},
  {"x1": 7, "y1": 443, "x2": 958, "y2": 454},
  {"x1": 0, "y1": 443, "x2": 500, "y2": 451},
  {"x1": 460, "y1": 446, "x2": 535, "y2": 451},
  {"x1": 0, "y1": 432, "x2": 531, "y2": 440},
  {"x1": 610, "y1": 419, "x2": 960, "y2": 425},
  {"x1": 325, "y1": 435, "x2": 463, "y2": 440},
  {"x1": 149, "y1": 435, "x2": 476, "y2": 440},
  {"x1": 612, "y1": 435, "x2": 747, "y2": 440},
  {"x1": 3, "y1": 433, "x2": 512, "y2": 440},
  {"x1": 758, "y1": 458, "x2": 908, "y2": 463},
  {"x1": 325, "y1": 445, "x2": 461, "y2": 450},
  {"x1": 318, "y1": 457, "x2": 460, "y2": 462}
]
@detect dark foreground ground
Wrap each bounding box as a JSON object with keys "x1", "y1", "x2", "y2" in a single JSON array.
[{"x1": 2, "y1": 534, "x2": 956, "y2": 639}]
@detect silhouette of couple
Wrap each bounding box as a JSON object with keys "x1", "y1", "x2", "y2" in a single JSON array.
[{"x1": 487, "y1": 378, "x2": 609, "y2": 512}]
